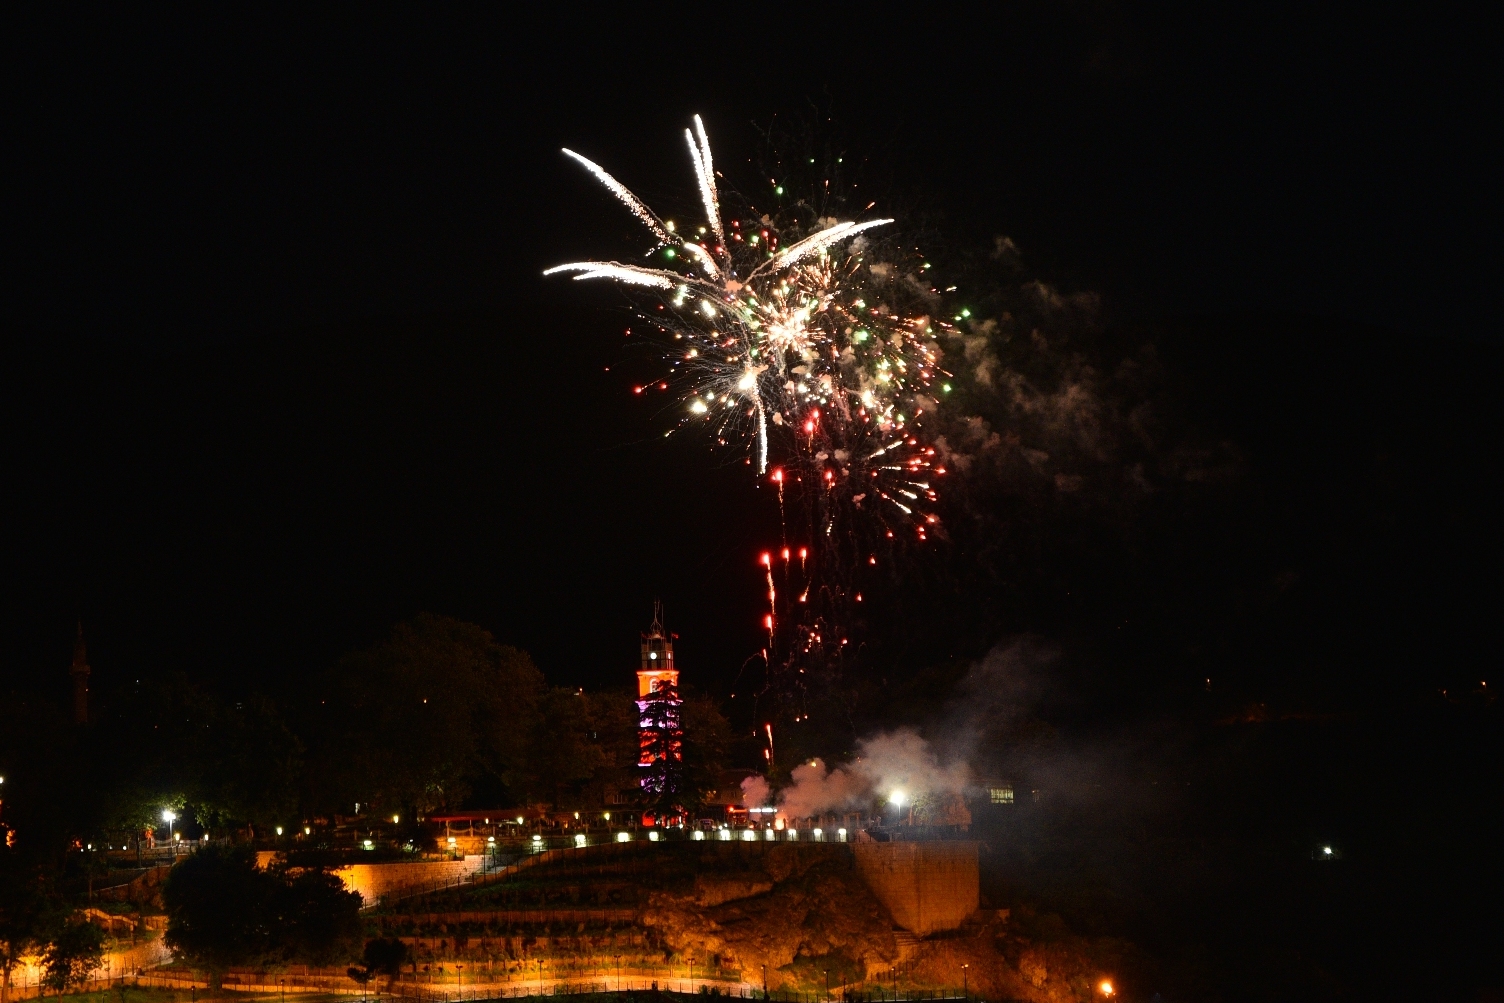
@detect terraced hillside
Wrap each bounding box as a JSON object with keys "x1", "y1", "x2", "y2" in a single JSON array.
[
  {"x1": 365, "y1": 840, "x2": 1118, "y2": 1002},
  {"x1": 371, "y1": 841, "x2": 899, "y2": 993}
]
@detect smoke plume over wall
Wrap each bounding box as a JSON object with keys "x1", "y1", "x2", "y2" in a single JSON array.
[{"x1": 743, "y1": 640, "x2": 1061, "y2": 818}]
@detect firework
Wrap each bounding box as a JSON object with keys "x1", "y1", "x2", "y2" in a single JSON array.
[{"x1": 547, "y1": 116, "x2": 949, "y2": 540}]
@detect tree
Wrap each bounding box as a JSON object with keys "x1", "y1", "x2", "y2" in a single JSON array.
[
  {"x1": 163, "y1": 842, "x2": 362, "y2": 988},
  {"x1": 681, "y1": 690, "x2": 734, "y2": 817},
  {"x1": 39, "y1": 919, "x2": 104, "y2": 997},
  {"x1": 523, "y1": 688, "x2": 606, "y2": 808},
  {"x1": 348, "y1": 937, "x2": 409, "y2": 992},
  {"x1": 272, "y1": 867, "x2": 361, "y2": 967},
  {"x1": 306, "y1": 615, "x2": 545, "y2": 816},
  {"x1": 0, "y1": 853, "x2": 54, "y2": 1003},
  {"x1": 639, "y1": 681, "x2": 686, "y2": 820},
  {"x1": 162, "y1": 844, "x2": 276, "y2": 989}
]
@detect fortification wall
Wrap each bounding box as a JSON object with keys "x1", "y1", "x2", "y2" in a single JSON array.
[
  {"x1": 852, "y1": 841, "x2": 978, "y2": 935},
  {"x1": 332, "y1": 855, "x2": 487, "y2": 906}
]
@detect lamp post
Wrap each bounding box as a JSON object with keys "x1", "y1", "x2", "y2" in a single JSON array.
[
  {"x1": 161, "y1": 810, "x2": 176, "y2": 850},
  {"x1": 962, "y1": 965, "x2": 968, "y2": 1001},
  {"x1": 824, "y1": 970, "x2": 829, "y2": 1002},
  {"x1": 615, "y1": 956, "x2": 622, "y2": 993},
  {"x1": 689, "y1": 957, "x2": 695, "y2": 995},
  {"x1": 762, "y1": 964, "x2": 767, "y2": 1000}
]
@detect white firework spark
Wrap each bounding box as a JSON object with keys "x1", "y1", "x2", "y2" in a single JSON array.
[{"x1": 547, "y1": 116, "x2": 947, "y2": 532}]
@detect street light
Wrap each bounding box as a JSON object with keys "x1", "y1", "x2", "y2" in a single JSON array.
[
  {"x1": 162, "y1": 809, "x2": 176, "y2": 849},
  {"x1": 689, "y1": 957, "x2": 695, "y2": 995},
  {"x1": 1099, "y1": 980, "x2": 1114, "y2": 999},
  {"x1": 615, "y1": 956, "x2": 622, "y2": 992},
  {"x1": 962, "y1": 964, "x2": 969, "y2": 1001}
]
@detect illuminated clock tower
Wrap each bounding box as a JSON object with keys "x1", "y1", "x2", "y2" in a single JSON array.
[{"x1": 636, "y1": 603, "x2": 683, "y2": 794}]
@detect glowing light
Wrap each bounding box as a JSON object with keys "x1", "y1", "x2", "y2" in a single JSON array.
[
  {"x1": 889, "y1": 791, "x2": 905, "y2": 807},
  {"x1": 275, "y1": 827, "x2": 283, "y2": 836},
  {"x1": 617, "y1": 831, "x2": 632, "y2": 843},
  {"x1": 690, "y1": 400, "x2": 708, "y2": 413},
  {"x1": 1099, "y1": 981, "x2": 1113, "y2": 997},
  {"x1": 648, "y1": 830, "x2": 660, "y2": 841},
  {"x1": 392, "y1": 815, "x2": 400, "y2": 824}
]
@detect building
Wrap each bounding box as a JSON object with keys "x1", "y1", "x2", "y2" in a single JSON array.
[{"x1": 636, "y1": 603, "x2": 683, "y2": 818}]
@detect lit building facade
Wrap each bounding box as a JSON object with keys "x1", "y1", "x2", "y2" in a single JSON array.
[{"x1": 636, "y1": 604, "x2": 683, "y2": 799}]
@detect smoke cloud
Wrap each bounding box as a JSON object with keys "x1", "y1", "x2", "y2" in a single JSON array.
[{"x1": 741, "y1": 639, "x2": 1062, "y2": 819}]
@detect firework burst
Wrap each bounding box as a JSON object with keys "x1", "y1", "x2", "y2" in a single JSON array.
[{"x1": 547, "y1": 116, "x2": 950, "y2": 539}]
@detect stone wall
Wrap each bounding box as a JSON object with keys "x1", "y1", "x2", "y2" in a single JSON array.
[
  {"x1": 851, "y1": 841, "x2": 978, "y2": 936},
  {"x1": 332, "y1": 855, "x2": 487, "y2": 906}
]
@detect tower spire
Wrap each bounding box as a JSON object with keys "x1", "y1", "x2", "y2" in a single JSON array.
[{"x1": 70, "y1": 620, "x2": 91, "y2": 726}]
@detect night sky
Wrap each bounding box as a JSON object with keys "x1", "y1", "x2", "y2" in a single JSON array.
[{"x1": 3, "y1": 6, "x2": 1498, "y2": 703}]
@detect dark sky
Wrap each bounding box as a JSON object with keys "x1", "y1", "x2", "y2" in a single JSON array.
[{"x1": 2, "y1": 6, "x2": 1498, "y2": 701}]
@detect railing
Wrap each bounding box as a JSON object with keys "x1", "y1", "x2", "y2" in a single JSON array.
[{"x1": 39, "y1": 969, "x2": 985, "y2": 1003}]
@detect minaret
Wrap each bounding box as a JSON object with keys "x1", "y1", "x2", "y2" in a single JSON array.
[{"x1": 70, "y1": 622, "x2": 91, "y2": 726}]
